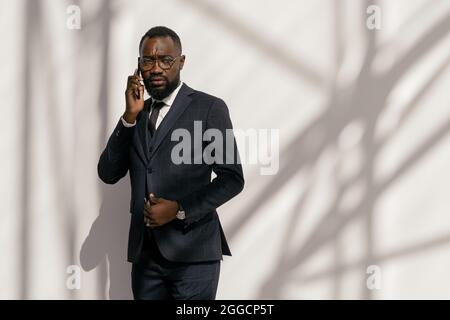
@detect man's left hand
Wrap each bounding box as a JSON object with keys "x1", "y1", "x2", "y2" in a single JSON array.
[{"x1": 144, "y1": 193, "x2": 179, "y2": 228}]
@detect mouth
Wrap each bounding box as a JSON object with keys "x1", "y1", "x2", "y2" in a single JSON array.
[{"x1": 149, "y1": 77, "x2": 166, "y2": 87}]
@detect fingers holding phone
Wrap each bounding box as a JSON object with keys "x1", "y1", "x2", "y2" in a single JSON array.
[{"x1": 124, "y1": 68, "x2": 144, "y2": 123}]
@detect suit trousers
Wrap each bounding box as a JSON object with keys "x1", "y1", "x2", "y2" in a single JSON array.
[{"x1": 131, "y1": 228, "x2": 221, "y2": 300}]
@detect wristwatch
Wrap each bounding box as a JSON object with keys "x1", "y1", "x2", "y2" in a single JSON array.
[{"x1": 176, "y1": 202, "x2": 186, "y2": 220}]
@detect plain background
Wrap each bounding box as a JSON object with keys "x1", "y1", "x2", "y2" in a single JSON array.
[{"x1": 1, "y1": 0, "x2": 450, "y2": 299}]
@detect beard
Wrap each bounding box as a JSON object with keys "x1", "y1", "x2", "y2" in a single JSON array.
[{"x1": 143, "y1": 72, "x2": 180, "y2": 100}]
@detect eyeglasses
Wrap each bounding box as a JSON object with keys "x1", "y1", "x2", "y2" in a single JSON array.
[{"x1": 138, "y1": 55, "x2": 181, "y2": 71}]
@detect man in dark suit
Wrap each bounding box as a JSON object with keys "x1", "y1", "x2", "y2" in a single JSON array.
[{"x1": 97, "y1": 26, "x2": 244, "y2": 300}]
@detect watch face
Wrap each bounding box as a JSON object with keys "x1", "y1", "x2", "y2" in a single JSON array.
[{"x1": 177, "y1": 211, "x2": 186, "y2": 220}]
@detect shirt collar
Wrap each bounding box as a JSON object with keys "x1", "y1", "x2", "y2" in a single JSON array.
[{"x1": 152, "y1": 81, "x2": 184, "y2": 107}]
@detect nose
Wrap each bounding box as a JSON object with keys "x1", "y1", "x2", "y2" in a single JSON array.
[{"x1": 149, "y1": 60, "x2": 163, "y2": 73}]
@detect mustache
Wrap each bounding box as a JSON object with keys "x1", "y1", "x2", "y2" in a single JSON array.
[{"x1": 146, "y1": 75, "x2": 168, "y2": 82}]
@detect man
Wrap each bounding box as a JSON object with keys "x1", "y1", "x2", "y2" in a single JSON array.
[{"x1": 97, "y1": 26, "x2": 244, "y2": 300}]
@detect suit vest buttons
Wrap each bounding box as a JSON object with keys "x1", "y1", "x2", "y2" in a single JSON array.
[{"x1": 147, "y1": 167, "x2": 153, "y2": 174}]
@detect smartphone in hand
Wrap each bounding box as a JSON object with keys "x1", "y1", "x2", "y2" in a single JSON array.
[{"x1": 136, "y1": 58, "x2": 143, "y2": 100}]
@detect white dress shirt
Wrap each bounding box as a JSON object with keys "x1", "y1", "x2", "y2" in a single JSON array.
[{"x1": 121, "y1": 81, "x2": 184, "y2": 129}]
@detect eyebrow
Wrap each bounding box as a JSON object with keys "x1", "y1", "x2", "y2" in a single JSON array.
[{"x1": 141, "y1": 55, "x2": 174, "y2": 59}]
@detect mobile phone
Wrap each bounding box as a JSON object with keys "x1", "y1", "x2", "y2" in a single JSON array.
[{"x1": 137, "y1": 58, "x2": 142, "y2": 99}]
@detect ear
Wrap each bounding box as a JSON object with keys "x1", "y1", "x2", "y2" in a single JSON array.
[{"x1": 179, "y1": 55, "x2": 186, "y2": 70}]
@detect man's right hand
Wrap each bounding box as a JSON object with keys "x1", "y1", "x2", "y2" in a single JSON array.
[{"x1": 123, "y1": 68, "x2": 144, "y2": 123}]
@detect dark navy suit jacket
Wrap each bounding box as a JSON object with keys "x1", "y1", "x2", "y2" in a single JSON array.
[{"x1": 97, "y1": 83, "x2": 244, "y2": 263}]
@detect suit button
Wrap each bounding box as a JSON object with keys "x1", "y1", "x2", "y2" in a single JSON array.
[
  {"x1": 149, "y1": 147, "x2": 153, "y2": 153},
  {"x1": 147, "y1": 167, "x2": 152, "y2": 173}
]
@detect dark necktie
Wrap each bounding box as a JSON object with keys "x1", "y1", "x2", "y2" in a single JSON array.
[{"x1": 148, "y1": 100, "x2": 165, "y2": 136}]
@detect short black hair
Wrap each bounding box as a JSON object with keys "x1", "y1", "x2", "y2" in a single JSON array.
[{"x1": 139, "y1": 26, "x2": 182, "y2": 54}]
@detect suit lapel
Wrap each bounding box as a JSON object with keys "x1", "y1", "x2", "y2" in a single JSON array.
[{"x1": 150, "y1": 83, "x2": 194, "y2": 158}]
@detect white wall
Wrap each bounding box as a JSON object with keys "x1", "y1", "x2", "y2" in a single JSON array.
[{"x1": 1, "y1": 0, "x2": 450, "y2": 299}]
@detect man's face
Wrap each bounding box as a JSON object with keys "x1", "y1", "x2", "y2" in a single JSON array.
[{"x1": 139, "y1": 36, "x2": 185, "y2": 100}]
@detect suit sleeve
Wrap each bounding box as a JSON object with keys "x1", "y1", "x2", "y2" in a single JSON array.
[
  {"x1": 178, "y1": 98, "x2": 245, "y2": 226},
  {"x1": 97, "y1": 119, "x2": 135, "y2": 184}
]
